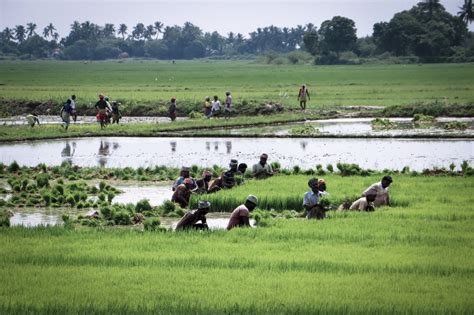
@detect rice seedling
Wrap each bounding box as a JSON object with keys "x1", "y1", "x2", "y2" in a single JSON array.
[
  {"x1": 444, "y1": 121, "x2": 468, "y2": 130},
  {"x1": 371, "y1": 118, "x2": 396, "y2": 129}
]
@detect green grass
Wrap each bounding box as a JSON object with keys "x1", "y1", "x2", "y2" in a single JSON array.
[
  {"x1": 0, "y1": 60, "x2": 473, "y2": 109},
  {"x1": 0, "y1": 175, "x2": 473, "y2": 313}
]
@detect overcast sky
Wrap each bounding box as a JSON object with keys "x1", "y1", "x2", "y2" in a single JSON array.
[{"x1": 1, "y1": 0, "x2": 472, "y2": 38}]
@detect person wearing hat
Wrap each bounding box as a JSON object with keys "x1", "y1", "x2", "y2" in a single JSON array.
[
  {"x1": 169, "y1": 97, "x2": 177, "y2": 121},
  {"x1": 362, "y1": 175, "x2": 393, "y2": 207},
  {"x1": 203, "y1": 96, "x2": 212, "y2": 117},
  {"x1": 297, "y1": 84, "x2": 310, "y2": 110},
  {"x1": 227, "y1": 195, "x2": 258, "y2": 230},
  {"x1": 304, "y1": 178, "x2": 325, "y2": 219},
  {"x1": 175, "y1": 200, "x2": 211, "y2": 230},
  {"x1": 195, "y1": 170, "x2": 213, "y2": 194},
  {"x1": 222, "y1": 159, "x2": 239, "y2": 189},
  {"x1": 252, "y1": 153, "x2": 274, "y2": 179},
  {"x1": 171, "y1": 178, "x2": 196, "y2": 208},
  {"x1": 172, "y1": 167, "x2": 192, "y2": 191},
  {"x1": 95, "y1": 94, "x2": 109, "y2": 129},
  {"x1": 224, "y1": 91, "x2": 232, "y2": 119}
]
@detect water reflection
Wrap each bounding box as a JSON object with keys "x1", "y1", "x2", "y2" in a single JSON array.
[
  {"x1": 300, "y1": 141, "x2": 308, "y2": 150},
  {"x1": 97, "y1": 141, "x2": 119, "y2": 167},
  {"x1": 170, "y1": 141, "x2": 177, "y2": 152},
  {"x1": 214, "y1": 142, "x2": 219, "y2": 151},
  {"x1": 226, "y1": 141, "x2": 232, "y2": 154},
  {"x1": 61, "y1": 141, "x2": 76, "y2": 158},
  {"x1": 206, "y1": 142, "x2": 210, "y2": 151}
]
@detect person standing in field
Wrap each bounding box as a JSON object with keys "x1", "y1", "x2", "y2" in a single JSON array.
[
  {"x1": 208, "y1": 95, "x2": 221, "y2": 118},
  {"x1": 362, "y1": 175, "x2": 392, "y2": 207},
  {"x1": 111, "y1": 101, "x2": 121, "y2": 124},
  {"x1": 70, "y1": 95, "x2": 77, "y2": 122},
  {"x1": 95, "y1": 94, "x2": 109, "y2": 129},
  {"x1": 252, "y1": 153, "x2": 274, "y2": 179},
  {"x1": 203, "y1": 96, "x2": 212, "y2": 117},
  {"x1": 227, "y1": 195, "x2": 258, "y2": 230},
  {"x1": 303, "y1": 178, "x2": 325, "y2": 220},
  {"x1": 60, "y1": 99, "x2": 73, "y2": 130},
  {"x1": 175, "y1": 200, "x2": 211, "y2": 231},
  {"x1": 224, "y1": 91, "x2": 233, "y2": 119},
  {"x1": 26, "y1": 113, "x2": 40, "y2": 127},
  {"x1": 169, "y1": 97, "x2": 177, "y2": 121},
  {"x1": 298, "y1": 84, "x2": 310, "y2": 110}
]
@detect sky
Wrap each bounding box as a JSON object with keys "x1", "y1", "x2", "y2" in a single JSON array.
[{"x1": 1, "y1": 0, "x2": 472, "y2": 38}]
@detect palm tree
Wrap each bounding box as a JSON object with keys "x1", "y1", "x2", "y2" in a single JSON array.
[
  {"x1": 144, "y1": 24, "x2": 156, "y2": 40},
  {"x1": 26, "y1": 23, "x2": 37, "y2": 37},
  {"x1": 2, "y1": 28, "x2": 14, "y2": 41},
  {"x1": 459, "y1": 0, "x2": 473, "y2": 25},
  {"x1": 103, "y1": 23, "x2": 115, "y2": 38},
  {"x1": 118, "y1": 24, "x2": 128, "y2": 39},
  {"x1": 154, "y1": 21, "x2": 163, "y2": 39},
  {"x1": 132, "y1": 23, "x2": 145, "y2": 40},
  {"x1": 43, "y1": 23, "x2": 55, "y2": 39},
  {"x1": 53, "y1": 32, "x2": 59, "y2": 42},
  {"x1": 14, "y1": 25, "x2": 26, "y2": 42}
]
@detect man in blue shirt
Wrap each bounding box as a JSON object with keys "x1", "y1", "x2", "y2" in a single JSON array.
[{"x1": 303, "y1": 178, "x2": 325, "y2": 220}]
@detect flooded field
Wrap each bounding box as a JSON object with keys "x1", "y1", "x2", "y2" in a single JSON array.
[
  {"x1": 0, "y1": 136, "x2": 472, "y2": 171},
  {"x1": 0, "y1": 115, "x2": 185, "y2": 125}
]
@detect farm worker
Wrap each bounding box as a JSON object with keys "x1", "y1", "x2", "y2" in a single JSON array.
[
  {"x1": 297, "y1": 84, "x2": 310, "y2": 110},
  {"x1": 362, "y1": 175, "x2": 393, "y2": 207},
  {"x1": 172, "y1": 167, "x2": 191, "y2": 191},
  {"x1": 71, "y1": 95, "x2": 77, "y2": 122},
  {"x1": 195, "y1": 170, "x2": 213, "y2": 194},
  {"x1": 208, "y1": 171, "x2": 225, "y2": 193},
  {"x1": 203, "y1": 96, "x2": 212, "y2": 117},
  {"x1": 175, "y1": 200, "x2": 211, "y2": 230},
  {"x1": 111, "y1": 101, "x2": 122, "y2": 124},
  {"x1": 348, "y1": 194, "x2": 377, "y2": 211},
  {"x1": 252, "y1": 153, "x2": 274, "y2": 179},
  {"x1": 169, "y1": 97, "x2": 177, "y2": 121},
  {"x1": 26, "y1": 113, "x2": 40, "y2": 127},
  {"x1": 224, "y1": 91, "x2": 233, "y2": 119},
  {"x1": 318, "y1": 178, "x2": 329, "y2": 196},
  {"x1": 171, "y1": 178, "x2": 195, "y2": 208},
  {"x1": 95, "y1": 94, "x2": 109, "y2": 129},
  {"x1": 227, "y1": 195, "x2": 258, "y2": 230},
  {"x1": 104, "y1": 96, "x2": 113, "y2": 124},
  {"x1": 222, "y1": 159, "x2": 239, "y2": 189},
  {"x1": 208, "y1": 95, "x2": 221, "y2": 118},
  {"x1": 60, "y1": 99, "x2": 73, "y2": 130},
  {"x1": 236, "y1": 163, "x2": 248, "y2": 185},
  {"x1": 303, "y1": 178, "x2": 325, "y2": 220}
]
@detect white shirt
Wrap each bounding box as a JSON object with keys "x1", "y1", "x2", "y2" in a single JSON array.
[
  {"x1": 363, "y1": 182, "x2": 389, "y2": 207},
  {"x1": 70, "y1": 99, "x2": 76, "y2": 110},
  {"x1": 211, "y1": 100, "x2": 221, "y2": 112}
]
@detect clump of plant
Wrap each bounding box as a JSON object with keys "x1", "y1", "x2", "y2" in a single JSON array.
[
  {"x1": 444, "y1": 121, "x2": 468, "y2": 131},
  {"x1": 35, "y1": 174, "x2": 50, "y2": 188},
  {"x1": 412, "y1": 114, "x2": 436, "y2": 123},
  {"x1": 135, "y1": 199, "x2": 153, "y2": 213},
  {"x1": 371, "y1": 118, "x2": 396, "y2": 130},
  {"x1": 188, "y1": 111, "x2": 205, "y2": 119},
  {"x1": 290, "y1": 124, "x2": 319, "y2": 135},
  {"x1": 7, "y1": 161, "x2": 20, "y2": 173},
  {"x1": 144, "y1": 217, "x2": 161, "y2": 231}
]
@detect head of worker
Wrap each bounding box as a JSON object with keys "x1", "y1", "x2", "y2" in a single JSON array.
[
  {"x1": 66, "y1": 99, "x2": 72, "y2": 104},
  {"x1": 71, "y1": 95, "x2": 76, "y2": 100},
  {"x1": 213, "y1": 95, "x2": 219, "y2": 101},
  {"x1": 205, "y1": 96, "x2": 210, "y2": 101},
  {"x1": 99, "y1": 94, "x2": 104, "y2": 100},
  {"x1": 202, "y1": 170, "x2": 212, "y2": 182},
  {"x1": 366, "y1": 193, "x2": 377, "y2": 203},
  {"x1": 381, "y1": 175, "x2": 393, "y2": 189},
  {"x1": 238, "y1": 163, "x2": 247, "y2": 174},
  {"x1": 180, "y1": 166, "x2": 190, "y2": 178},
  {"x1": 244, "y1": 195, "x2": 258, "y2": 211},
  {"x1": 226, "y1": 91, "x2": 231, "y2": 96},
  {"x1": 229, "y1": 159, "x2": 238, "y2": 171},
  {"x1": 171, "y1": 97, "x2": 176, "y2": 103},
  {"x1": 308, "y1": 178, "x2": 319, "y2": 194},
  {"x1": 259, "y1": 153, "x2": 268, "y2": 166},
  {"x1": 318, "y1": 179, "x2": 326, "y2": 192},
  {"x1": 183, "y1": 178, "x2": 195, "y2": 190},
  {"x1": 197, "y1": 200, "x2": 211, "y2": 215}
]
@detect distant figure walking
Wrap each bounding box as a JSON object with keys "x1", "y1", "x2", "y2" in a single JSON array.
[
  {"x1": 95, "y1": 94, "x2": 109, "y2": 129},
  {"x1": 298, "y1": 85, "x2": 310, "y2": 110},
  {"x1": 208, "y1": 95, "x2": 221, "y2": 118},
  {"x1": 169, "y1": 97, "x2": 177, "y2": 121},
  {"x1": 224, "y1": 91, "x2": 233, "y2": 119},
  {"x1": 111, "y1": 101, "x2": 121, "y2": 124},
  {"x1": 60, "y1": 99, "x2": 73, "y2": 130},
  {"x1": 203, "y1": 96, "x2": 212, "y2": 117},
  {"x1": 70, "y1": 95, "x2": 77, "y2": 122}
]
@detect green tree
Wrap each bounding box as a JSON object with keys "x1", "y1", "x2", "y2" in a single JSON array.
[
  {"x1": 132, "y1": 23, "x2": 145, "y2": 40},
  {"x1": 458, "y1": 0, "x2": 474, "y2": 25},
  {"x1": 103, "y1": 24, "x2": 115, "y2": 38},
  {"x1": 26, "y1": 23, "x2": 37, "y2": 37},
  {"x1": 302, "y1": 29, "x2": 319, "y2": 55},
  {"x1": 419, "y1": 0, "x2": 443, "y2": 18},
  {"x1": 319, "y1": 16, "x2": 357, "y2": 57},
  {"x1": 118, "y1": 24, "x2": 127, "y2": 39},
  {"x1": 154, "y1": 21, "x2": 163, "y2": 39},
  {"x1": 43, "y1": 23, "x2": 55, "y2": 39},
  {"x1": 14, "y1": 25, "x2": 26, "y2": 43}
]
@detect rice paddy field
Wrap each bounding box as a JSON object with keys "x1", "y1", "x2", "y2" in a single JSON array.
[
  {"x1": 0, "y1": 60, "x2": 473, "y2": 108},
  {"x1": 0, "y1": 174, "x2": 473, "y2": 314}
]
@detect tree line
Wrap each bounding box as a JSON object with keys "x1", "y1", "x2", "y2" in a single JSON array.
[{"x1": 0, "y1": 0, "x2": 472, "y2": 63}]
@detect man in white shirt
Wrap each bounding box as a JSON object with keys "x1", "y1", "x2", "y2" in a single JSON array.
[
  {"x1": 362, "y1": 176, "x2": 393, "y2": 207},
  {"x1": 71, "y1": 94, "x2": 77, "y2": 122},
  {"x1": 349, "y1": 194, "x2": 377, "y2": 211}
]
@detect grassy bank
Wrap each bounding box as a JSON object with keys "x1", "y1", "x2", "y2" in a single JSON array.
[
  {"x1": 0, "y1": 173, "x2": 473, "y2": 313},
  {"x1": 0, "y1": 60, "x2": 473, "y2": 116}
]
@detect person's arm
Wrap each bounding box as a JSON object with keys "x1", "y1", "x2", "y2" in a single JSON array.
[
  {"x1": 307, "y1": 90, "x2": 310, "y2": 100},
  {"x1": 60, "y1": 107, "x2": 64, "y2": 116},
  {"x1": 266, "y1": 164, "x2": 274, "y2": 176},
  {"x1": 35, "y1": 117, "x2": 40, "y2": 125},
  {"x1": 94, "y1": 102, "x2": 99, "y2": 111},
  {"x1": 386, "y1": 193, "x2": 391, "y2": 207},
  {"x1": 240, "y1": 215, "x2": 250, "y2": 226}
]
